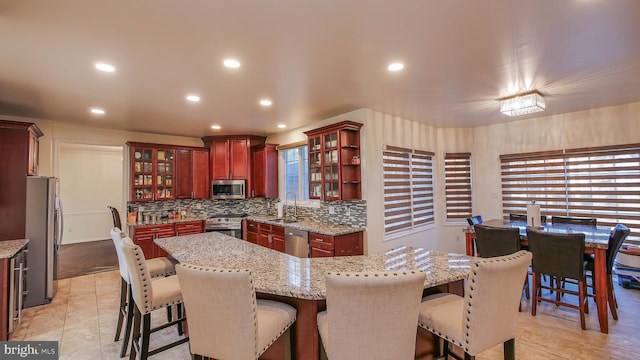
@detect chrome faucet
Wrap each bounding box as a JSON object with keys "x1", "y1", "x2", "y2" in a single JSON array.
[{"x1": 285, "y1": 192, "x2": 297, "y2": 221}]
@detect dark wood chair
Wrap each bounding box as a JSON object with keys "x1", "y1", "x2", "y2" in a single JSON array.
[
  {"x1": 551, "y1": 216, "x2": 597, "y2": 226},
  {"x1": 467, "y1": 215, "x2": 483, "y2": 226},
  {"x1": 585, "y1": 224, "x2": 630, "y2": 320},
  {"x1": 527, "y1": 228, "x2": 589, "y2": 330},
  {"x1": 108, "y1": 205, "x2": 123, "y2": 229},
  {"x1": 509, "y1": 213, "x2": 547, "y2": 224}
]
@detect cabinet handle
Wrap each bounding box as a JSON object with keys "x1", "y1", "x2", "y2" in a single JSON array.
[
  {"x1": 268, "y1": 234, "x2": 273, "y2": 244},
  {"x1": 191, "y1": 191, "x2": 195, "y2": 199}
]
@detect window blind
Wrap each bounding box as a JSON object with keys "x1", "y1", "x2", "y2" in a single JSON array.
[
  {"x1": 501, "y1": 144, "x2": 640, "y2": 244},
  {"x1": 444, "y1": 153, "x2": 472, "y2": 221},
  {"x1": 383, "y1": 146, "x2": 434, "y2": 234}
]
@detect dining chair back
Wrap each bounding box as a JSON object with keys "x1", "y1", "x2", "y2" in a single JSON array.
[
  {"x1": 467, "y1": 215, "x2": 484, "y2": 225},
  {"x1": 551, "y1": 216, "x2": 597, "y2": 226},
  {"x1": 526, "y1": 228, "x2": 588, "y2": 329},
  {"x1": 418, "y1": 251, "x2": 532, "y2": 360},
  {"x1": 176, "y1": 264, "x2": 296, "y2": 360},
  {"x1": 474, "y1": 224, "x2": 520, "y2": 257},
  {"x1": 108, "y1": 205, "x2": 123, "y2": 229},
  {"x1": 509, "y1": 213, "x2": 547, "y2": 224},
  {"x1": 317, "y1": 270, "x2": 426, "y2": 360}
]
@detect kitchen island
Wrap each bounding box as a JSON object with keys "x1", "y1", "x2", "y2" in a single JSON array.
[{"x1": 156, "y1": 232, "x2": 472, "y2": 359}]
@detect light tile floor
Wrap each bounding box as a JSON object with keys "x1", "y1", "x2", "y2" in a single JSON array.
[{"x1": 10, "y1": 270, "x2": 640, "y2": 359}]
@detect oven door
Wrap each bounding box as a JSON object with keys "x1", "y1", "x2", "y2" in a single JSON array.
[{"x1": 206, "y1": 228, "x2": 243, "y2": 239}]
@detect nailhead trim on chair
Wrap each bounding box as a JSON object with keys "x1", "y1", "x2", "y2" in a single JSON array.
[
  {"x1": 179, "y1": 264, "x2": 296, "y2": 358},
  {"x1": 418, "y1": 250, "x2": 531, "y2": 355}
]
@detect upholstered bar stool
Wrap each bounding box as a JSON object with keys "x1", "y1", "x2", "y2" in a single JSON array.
[
  {"x1": 418, "y1": 251, "x2": 532, "y2": 360},
  {"x1": 120, "y1": 236, "x2": 188, "y2": 360},
  {"x1": 110, "y1": 228, "x2": 177, "y2": 357},
  {"x1": 317, "y1": 270, "x2": 426, "y2": 360},
  {"x1": 175, "y1": 264, "x2": 296, "y2": 360}
]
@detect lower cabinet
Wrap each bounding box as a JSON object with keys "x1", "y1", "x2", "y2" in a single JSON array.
[
  {"x1": 245, "y1": 221, "x2": 285, "y2": 253},
  {"x1": 133, "y1": 221, "x2": 205, "y2": 259},
  {"x1": 309, "y1": 231, "x2": 363, "y2": 258}
]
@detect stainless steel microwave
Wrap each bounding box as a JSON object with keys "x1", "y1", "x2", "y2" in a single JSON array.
[{"x1": 211, "y1": 179, "x2": 245, "y2": 199}]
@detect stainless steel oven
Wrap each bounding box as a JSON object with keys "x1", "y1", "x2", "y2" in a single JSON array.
[{"x1": 205, "y1": 214, "x2": 245, "y2": 239}]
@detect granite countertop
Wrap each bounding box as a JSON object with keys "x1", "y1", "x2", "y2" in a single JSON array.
[
  {"x1": 156, "y1": 232, "x2": 471, "y2": 300},
  {"x1": 127, "y1": 216, "x2": 208, "y2": 227},
  {"x1": 0, "y1": 239, "x2": 30, "y2": 259},
  {"x1": 246, "y1": 215, "x2": 365, "y2": 236}
]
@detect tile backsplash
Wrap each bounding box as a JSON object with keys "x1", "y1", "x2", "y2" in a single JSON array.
[{"x1": 127, "y1": 198, "x2": 367, "y2": 227}]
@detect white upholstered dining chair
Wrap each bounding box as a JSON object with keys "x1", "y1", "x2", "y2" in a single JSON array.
[
  {"x1": 418, "y1": 250, "x2": 532, "y2": 360},
  {"x1": 317, "y1": 270, "x2": 426, "y2": 360}
]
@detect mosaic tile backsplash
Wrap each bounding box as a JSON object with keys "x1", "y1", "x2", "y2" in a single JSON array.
[{"x1": 127, "y1": 198, "x2": 367, "y2": 227}]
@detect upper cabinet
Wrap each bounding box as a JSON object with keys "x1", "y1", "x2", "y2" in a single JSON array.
[
  {"x1": 304, "y1": 121, "x2": 363, "y2": 201},
  {"x1": 176, "y1": 149, "x2": 209, "y2": 199},
  {"x1": 202, "y1": 135, "x2": 266, "y2": 197},
  {"x1": 251, "y1": 143, "x2": 278, "y2": 198},
  {"x1": 129, "y1": 143, "x2": 176, "y2": 202}
]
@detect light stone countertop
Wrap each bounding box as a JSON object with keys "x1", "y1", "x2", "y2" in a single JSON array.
[
  {"x1": 155, "y1": 232, "x2": 471, "y2": 300},
  {"x1": 0, "y1": 239, "x2": 30, "y2": 259},
  {"x1": 246, "y1": 215, "x2": 366, "y2": 236}
]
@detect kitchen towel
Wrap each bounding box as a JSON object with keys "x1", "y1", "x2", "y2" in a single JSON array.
[{"x1": 527, "y1": 202, "x2": 541, "y2": 227}]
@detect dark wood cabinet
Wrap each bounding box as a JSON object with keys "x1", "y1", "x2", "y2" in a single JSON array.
[
  {"x1": 175, "y1": 221, "x2": 205, "y2": 236},
  {"x1": 176, "y1": 149, "x2": 209, "y2": 199},
  {"x1": 128, "y1": 143, "x2": 176, "y2": 202},
  {"x1": 0, "y1": 120, "x2": 43, "y2": 241},
  {"x1": 203, "y1": 136, "x2": 267, "y2": 198},
  {"x1": 244, "y1": 220, "x2": 285, "y2": 253},
  {"x1": 304, "y1": 121, "x2": 363, "y2": 200},
  {"x1": 132, "y1": 224, "x2": 175, "y2": 259},
  {"x1": 309, "y1": 231, "x2": 364, "y2": 258},
  {"x1": 252, "y1": 143, "x2": 278, "y2": 198}
]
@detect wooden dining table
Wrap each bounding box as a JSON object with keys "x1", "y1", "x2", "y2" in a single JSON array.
[{"x1": 464, "y1": 218, "x2": 612, "y2": 334}]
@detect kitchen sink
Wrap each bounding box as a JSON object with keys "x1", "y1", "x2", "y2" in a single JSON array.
[{"x1": 268, "y1": 218, "x2": 298, "y2": 224}]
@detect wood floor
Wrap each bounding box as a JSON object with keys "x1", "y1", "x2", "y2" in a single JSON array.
[
  {"x1": 10, "y1": 270, "x2": 640, "y2": 359},
  {"x1": 58, "y1": 240, "x2": 118, "y2": 279}
]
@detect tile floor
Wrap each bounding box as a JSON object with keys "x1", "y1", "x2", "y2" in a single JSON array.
[{"x1": 10, "y1": 270, "x2": 640, "y2": 359}]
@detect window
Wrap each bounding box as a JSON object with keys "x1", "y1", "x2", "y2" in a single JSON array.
[
  {"x1": 501, "y1": 143, "x2": 640, "y2": 244},
  {"x1": 383, "y1": 145, "x2": 434, "y2": 235},
  {"x1": 444, "y1": 153, "x2": 472, "y2": 221},
  {"x1": 282, "y1": 145, "x2": 309, "y2": 201}
]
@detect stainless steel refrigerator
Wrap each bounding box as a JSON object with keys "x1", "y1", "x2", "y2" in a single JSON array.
[{"x1": 24, "y1": 176, "x2": 63, "y2": 307}]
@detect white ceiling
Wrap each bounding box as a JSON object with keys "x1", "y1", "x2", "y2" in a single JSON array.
[{"x1": 2, "y1": 0, "x2": 640, "y2": 138}]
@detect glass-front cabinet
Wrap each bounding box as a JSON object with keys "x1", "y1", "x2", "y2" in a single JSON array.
[
  {"x1": 304, "y1": 121, "x2": 363, "y2": 200},
  {"x1": 129, "y1": 143, "x2": 175, "y2": 201}
]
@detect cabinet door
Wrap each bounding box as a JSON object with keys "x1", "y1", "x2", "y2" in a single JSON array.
[
  {"x1": 155, "y1": 149, "x2": 175, "y2": 200},
  {"x1": 252, "y1": 144, "x2": 278, "y2": 198},
  {"x1": 132, "y1": 147, "x2": 155, "y2": 201},
  {"x1": 252, "y1": 148, "x2": 266, "y2": 197},
  {"x1": 229, "y1": 139, "x2": 249, "y2": 179},
  {"x1": 257, "y1": 233, "x2": 271, "y2": 248},
  {"x1": 176, "y1": 221, "x2": 204, "y2": 235},
  {"x1": 310, "y1": 242, "x2": 334, "y2": 257},
  {"x1": 212, "y1": 140, "x2": 230, "y2": 179},
  {"x1": 192, "y1": 149, "x2": 209, "y2": 198},
  {"x1": 132, "y1": 233, "x2": 155, "y2": 259},
  {"x1": 175, "y1": 149, "x2": 193, "y2": 199},
  {"x1": 27, "y1": 130, "x2": 39, "y2": 176},
  {"x1": 308, "y1": 136, "x2": 322, "y2": 199},
  {"x1": 272, "y1": 234, "x2": 285, "y2": 253},
  {"x1": 154, "y1": 227, "x2": 176, "y2": 258}
]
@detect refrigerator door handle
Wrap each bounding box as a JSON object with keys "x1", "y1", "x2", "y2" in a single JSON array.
[{"x1": 56, "y1": 198, "x2": 64, "y2": 252}]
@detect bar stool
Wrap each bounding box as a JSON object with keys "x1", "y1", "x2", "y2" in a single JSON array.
[
  {"x1": 317, "y1": 271, "x2": 426, "y2": 360},
  {"x1": 418, "y1": 251, "x2": 532, "y2": 360},
  {"x1": 120, "y1": 236, "x2": 187, "y2": 360},
  {"x1": 175, "y1": 264, "x2": 296, "y2": 360},
  {"x1": 110, "y1": 228, "x2": 177, "y2": 357}
]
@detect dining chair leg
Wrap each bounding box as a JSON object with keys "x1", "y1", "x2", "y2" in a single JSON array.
[
  {"x1": 531, "y1": 273, "x2": 539, "y2": 316},
  {"x1": 579, "y1": 281, "x2": 586, "y2": 330},
  {"x1": 523, "y1": 275, "x2": 530, "y2": 300},
  {"x1": 114, "y1": 277, "x2": 127, "y2": 342},
  {"x1": 443, "y1": 339, "x2": 450, "y2": 358},
  {"x1": 120, "y1": 289, "x2": 135, "y2": 358},
  {"x1": 129, "y1": 307, "x2": 142, "y2": 360},
  {"x1": 177, "y1": 303, "x2": 184, "y2": 335},
  {"x1": 503, "y1": 338, "x2": 516, "y2": 360},
  {"x1": 607, "y1": 275, "x2": 618, "y2": 320},
  {"x1": 140, "y1": 313, "x2": 151, "y2": 360},
  {"x1": 555, "y1": 277, "x2": 562, "y2": 305}
]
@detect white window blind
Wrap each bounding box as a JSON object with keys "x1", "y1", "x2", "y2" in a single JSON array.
[
  {"x1": 444, "y1": 152, "x2": 472, "y2": 221},
  {"x1": 501, "y1": 144, "x2": 640, "y2": 244},
  {"x1": 383, "y1": 146, "x2": 434, "y2": 234}
]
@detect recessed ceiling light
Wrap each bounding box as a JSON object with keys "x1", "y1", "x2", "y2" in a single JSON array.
[
  {"x1": 95, "y1": 63, "x2": 116, "y2": 72},
  {"x1": 223, "y1": 59, "x2": 241, "y2": 68},
  {"x1": 278, "y1": 124, "x2": 287, "y2": 129},
  {"x1": 186, "y1": 95, "x2": 201, "y2": 102},
  {"x1": 211, "y1": 125, "x2": 221, "y2": 130},
  {"x1": 259, "y1": 99, "x2": 272, "y2": 106},
  {"x1": 387, "y1": 62, "x2": 404, "y2": 72},
  {"x1": 90, "y1": 107, "x2": 105, "y2": 115}
]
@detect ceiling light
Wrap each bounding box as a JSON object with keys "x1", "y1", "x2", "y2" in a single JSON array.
[
  {"x1": 211, "y1": 125, "x2": 221, "y2": 130},
  {"x1": 223, "y1": 59, "x2": 241, "y2": 68},
  {"x1": 90, "y1": 108, "x2": 105, "y2": 115},
  {"x1": 95, "y1": 63, "x2": 115, "y2": 72},
  {"x1": 278, "y1": 124, "x2": 287, "y2": 129},
  {"x1": 499, "y1": 90, "x2": 546, "y2": 116},
  {"x1": 387, "y1": 62, "x2": 404, "y2": 72},
  {"x1": 259, "y1": 99, "x2": 272, "y2": 106},
  {"x1": 186, "y1": 95, "x2": 201, "y2": 102}
]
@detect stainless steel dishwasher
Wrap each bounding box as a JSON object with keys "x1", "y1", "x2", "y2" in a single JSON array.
[{"x1": 285, "y1": 227, "x2": 309, "y2": 258}]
